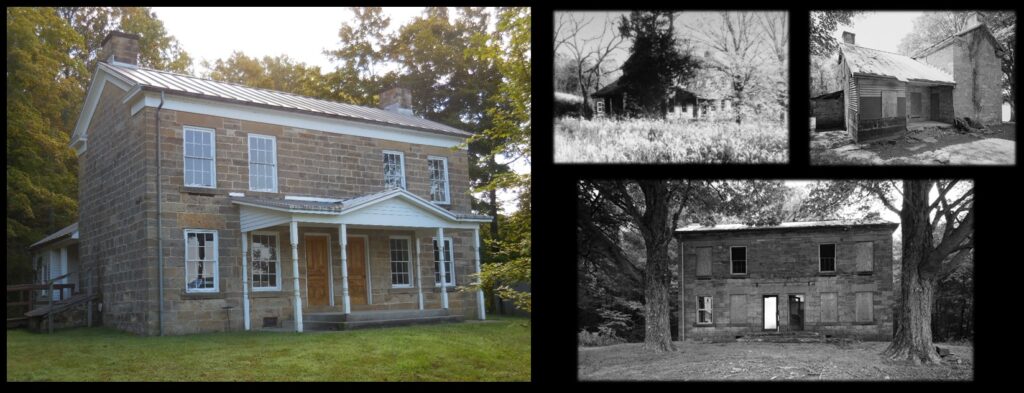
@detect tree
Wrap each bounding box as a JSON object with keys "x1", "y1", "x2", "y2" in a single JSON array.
[
  {"x1": 202, "y1": 52, "x2": 331, "y2": 99},
  {"x1": 978, "y1": 11, "x2": 1016, "y2": 122},
  {"x1": 554, "y1": 12, "x2": 625, "y2": 119},
  {"x1": 801, "y1": 180, "x2": 974, "y2": 364},
  {"x1": 809, "y1": 11, "x2": 858, "y2": 56},
  {"x1": 618, "y1": 11, "x2": 697, "y2": 118},
  {"x1": 759, "y1": 13, "x2": 789, "y2": 123},
  {"x1": 323, "y1": 7, "x2": 394, "y2": 106},
  {"x1": 897, "y1": 12, "x2": 973, "y2": 56},
  {"x1": 685, "y1": 12, "x2": 767, "y2": 123}
]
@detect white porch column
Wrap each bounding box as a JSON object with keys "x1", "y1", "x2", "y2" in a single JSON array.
[
  {"x1": 415, "y1": 237, "x2": 424, "y2": 310},
  {"x1": 437, "y1": 227, "x2": 448, "y2": 310},
  {"x1": 339, "y1": 224, "x2": 351, "y2": 314},
  {"x1": 241, "y1": 231, "x2": 251, "y2": 331},
  {"x1": 290, "y1": 220, "x2": 303, "y2": 332},
  {"x1": 59, "y1": 247, "x2": 68, "y2": 299},
  {"x1": 473, "y1": 227, "x2": 485, "y2": 320}
]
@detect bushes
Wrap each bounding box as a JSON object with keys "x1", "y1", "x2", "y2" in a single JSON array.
[
  {"x1": 578, "y1": 327, "x2": 626, "y2": 347},
  {"x1": 554, "y1": 117, "x2": 788, "y2": 163}
]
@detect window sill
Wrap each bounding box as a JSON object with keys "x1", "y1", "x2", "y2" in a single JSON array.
[
  {"x1": 730, "y1": 274, "x2": 748, "y2": 278},
  {"x1": 181, "y1": 291, "x2": 224, "y2": 300},
  {"x1": 181, "y1": 186, "x2": 218, "y2": 196},
  {"x1": 389, "y1": 286, "x2": 417, "y2": 292},
  {"x1": 696, "y1": 276, "x2": 712, "y2": 280},
  {"x1": 250, "y1": 290, "x2": 284, "y2": 298},
  {"x1": 818, "y1": 272, "x2": 837, "y2": 277}
]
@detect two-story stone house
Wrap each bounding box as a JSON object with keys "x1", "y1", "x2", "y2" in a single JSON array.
[
  {"x1": 675, "y1": 220, "x2": 899, "y2": 341},
  {"x1": 67, "y1": 31, "x2": 491, "y2": 335}
]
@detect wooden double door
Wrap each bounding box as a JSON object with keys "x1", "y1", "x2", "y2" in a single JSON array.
[{"x1": 305, "y1": 235, "x2": 367, "y2": 307}]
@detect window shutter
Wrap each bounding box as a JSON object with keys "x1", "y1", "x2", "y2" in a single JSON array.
[
  {"x1": 820, "y1": 293, "x2": 838, "y2": 322},
  {"x1": 696, "y1": 247, "x2": 712, "y2": 277},
  {"x1": 856, "y1": 292, "x2": 873, "y2": 322},
  {"x1": 855, "y1": 242, "x2": 873, "y2": 272},
  {"x1": 730, "y1": 295, "x2": 746, "y2": 325}
]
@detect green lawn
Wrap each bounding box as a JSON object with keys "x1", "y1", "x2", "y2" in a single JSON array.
[{"x1": 6, "y1": 317, "x2": 530, "y2": 381}]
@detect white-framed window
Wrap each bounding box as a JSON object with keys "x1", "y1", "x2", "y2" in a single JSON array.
[
  {"x1": 389, "y1": 237, "x2": 413, "y2": 288},
  {"x1": 248, "y1": 134, "x2": 277, "y2": 192},
  {"x1": 185, "y1": 229, "x2": 218, "y2": 292},
  {"x1": 596, "y1": 100, "x2": 605, "y2": 116},
  {"x1": 427, "y1": 156, "x2": 450, "y2": 204},
  {"x1": 730, "y1": 246, "x2": 747, "y2": 275},
  {"x1": 382, "y1": 150, "x2": 405, "y2": 190},
  {"x1": 433, "y1": 237, "x2": 455, "y2": 287},
  {"x1": 820, "y1": 244, "x2": 836, "y2": 272},
  {"x1": 183, "y1": 126, "x2": 216, "y2": 188},
  {"x1": 250, "y1": 232, "x2": 281, "y2": 291},
  {"x1": 697, "y1": 296, "x2": 713, "y2": 324}
]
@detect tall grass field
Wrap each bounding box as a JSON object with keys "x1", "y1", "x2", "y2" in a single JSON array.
[{"x1": 555, "y1": 117, "x2": 788, "y2": 163}]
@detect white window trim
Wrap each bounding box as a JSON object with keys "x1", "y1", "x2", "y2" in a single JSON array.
[
  {"x1": 250, "y1": 231, "x2": 282, "y2": 292},
  {"x1": 382, "y1": 150, "x2": 406, "y2": 190},
  {"x1": 184, "y1": 229, "x2": 219, "y2": 293},
  {"x1": 819, "y1": 243, "x2": 837, "y2": 273},
  {"x1": 432, "y1": 236, "x2": 456, "y2": 287},
  {"x1": 696, "y1": 296, "x2": 713, "y2": 325},
  {"x1": 730, "y1": 246, "x2": 747, "y2": 275},
  {"x1": 247, "y1": 134, "x2": 278, "y2": 193},
  {"x1": 388, "y1": 235, "x2": 414, "y2": 288},
  {"x1": 427, "y1": 156, "x2": 451, "y2": 205},
  {"x1": 182, "y1": 125, "x2": 217, "y2": 189}
]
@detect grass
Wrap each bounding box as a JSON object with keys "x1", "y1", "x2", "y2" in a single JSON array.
[
  {"x1": 6, "y1": 317, "x2": 530, "y2": 381},
  {"x1": 579, "y1": 341, "x2": 973, "y2": 381},
  {"x1": 554, "y1": 117, "x2": 788, "y2": 163}
]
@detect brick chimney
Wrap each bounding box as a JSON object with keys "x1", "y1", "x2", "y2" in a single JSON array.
[
  {"x1": 842, "y1": 31, "x2": 855, "y2": 45},
  {"x1": 99, "y1": 31, "x2": 140, "y2": 67},
  {"x1": 380, "y1": 87, "x2": 413, "y2": 116}
]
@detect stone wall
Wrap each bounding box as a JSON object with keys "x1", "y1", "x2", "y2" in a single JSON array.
[
  {"x1": 811, "y1": 96, "x2": 844, "y2": 130},
  {"x1": 921, "y1": 29, "x2": 1004, "y2": 124},
  {"x1": 678, "y1": 226, "x2": 896, "y2": 341}
]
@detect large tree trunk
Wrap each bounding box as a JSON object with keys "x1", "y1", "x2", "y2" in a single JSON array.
[
  {"x1": 638, "y1": 181, "x2": 676, "y2": 352},
  {"x1": 883, "y1": 181, "x2": 942, "y2": 364}
]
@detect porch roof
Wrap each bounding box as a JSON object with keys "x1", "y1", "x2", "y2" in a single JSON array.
[
  {"x1": 231, "y1": 188, "x2": 492, "y2": 232},
  {"x1": 29, "y1": 222, "x2": 79, "y2": 251}
]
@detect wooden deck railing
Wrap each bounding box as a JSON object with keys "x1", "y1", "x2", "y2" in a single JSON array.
[{"x1": 7, "y1": 266, "x2": 97, "y2": 333}]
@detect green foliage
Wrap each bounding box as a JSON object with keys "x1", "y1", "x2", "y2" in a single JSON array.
[
  {"x1": 809, "y1": 11, "x2": 858, "y2": 56},
  {"x1": 555, "y1": 117, "x2": 788, "y2": 163},
  {"x1": 202, "y1": 52, "x2": 332, "y2": 100},
  {"x1": 578, "y1": 329, "x2": 626, "y2": 347},
  {"x1": 6, "y1": 319, "x2": 531, "y2": 381},
  {"x1": 617, "y1": 11, "x2": 698, "y2": 117},
  {"x1": 323, "y1": 7, "x2": 395, "y2": 106}
]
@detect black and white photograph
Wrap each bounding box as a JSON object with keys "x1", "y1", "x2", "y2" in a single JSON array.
[
  {"x1": 578, "y1": 180, "x2": 974, "y2": 380},
  {"x1": 554, "y1": 11, "x2": 789, "y2": 163},
  {"x1": 809, "y1": 11, "x2": 1016, "y2": 165}
]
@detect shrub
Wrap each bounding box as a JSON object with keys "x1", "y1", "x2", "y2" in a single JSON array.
[{"x1": 578, "y1": 328, "x2": 626, "y2": 347}]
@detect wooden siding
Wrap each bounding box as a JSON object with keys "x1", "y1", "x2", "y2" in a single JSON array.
[{"x1": 856, "y1": 77, "x2": 905, "y2": 98}]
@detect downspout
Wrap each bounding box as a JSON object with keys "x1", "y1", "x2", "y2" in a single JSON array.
[{"x1": 156, "y1": 91, "x2": 165, "y2": 336}]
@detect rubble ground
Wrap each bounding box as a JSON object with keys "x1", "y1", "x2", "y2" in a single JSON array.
[{"x1": 810, "y1": 122, "x2": 1015, "y2": 165}]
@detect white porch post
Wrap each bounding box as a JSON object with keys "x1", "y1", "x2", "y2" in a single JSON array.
[
  {"x1": 437, "y1": 227, "x2": 448, "y2": 310},
  {"x1": 415, "y1": 237, "x2": 424, "y2": 310},
  {"x1": 290, "y1": 220, "x2": 303, "y2": 332},
  {"x1": 59, "y1": 247, "x2": 68, "y2": 299},
  {"x1": 473, "y1": 227, "x2": 485, "y2": 320},
  {"x1": 339, "y1": 224, "x2": 351, "y2": 314},
  {"x1": 241, "y1": 231, "x2": 251, "y2": 331}
]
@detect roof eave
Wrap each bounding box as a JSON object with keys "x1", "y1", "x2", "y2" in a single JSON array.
[{"x1": 674, "y1": 222, "x2": 900, "y2": 235}]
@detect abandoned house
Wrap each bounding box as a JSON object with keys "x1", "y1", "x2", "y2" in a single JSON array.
[
  {"x1": 810, "y1": 90, "x2": 845, "y2": 131},
  {"x1": 591, "y1": 78, "x2": 732, "y2": 119},
  {"x1": 39, "y1": 31, "x2": 493, "y2": 336},
  {"x1": 837, "y1": 14, "x2": 1004, "y2": 143},
  {"x1": 675, "y1": 219, "x2": 899, "y2": 341}
]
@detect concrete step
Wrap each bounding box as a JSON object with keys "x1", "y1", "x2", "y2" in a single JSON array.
[
  {"x1": 342, "y1": 315, "x2": 462, "y2": 330},
  {"x1": 344, "y1": 308, "x2": 450, "y2": 322},
  {"x1": 280, "y1": 310, "x2": 460, "y2": 331}
]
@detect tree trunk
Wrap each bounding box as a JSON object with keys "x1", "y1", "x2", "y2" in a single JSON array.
[
  {"x1": 638, "y1": 181, "x2": 676, "y2": 352},
  {"x1": 883, "y1": 181, "x2": 942, "y2": 364}
]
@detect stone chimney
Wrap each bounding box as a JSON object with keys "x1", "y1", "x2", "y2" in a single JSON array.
[
  {"x1": 964, "y1": 12, "x2": 980, "y2": 28},
  {"x1": 842, "y1": 31, "x2": 855, "y2": 45},
  {"x1": 99, "y1": 31, "x2": 140, "y2": 67},
  {"x1": 380, "y1": 87, "x2": 413, "y2": 116}
]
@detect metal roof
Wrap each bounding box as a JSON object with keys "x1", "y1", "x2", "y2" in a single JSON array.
[
  {"x1": 231, "y1": 188, "x2": 492, "y2": 222},
  {"x1": 30, "y1": 222, "x2": 79, "y2": 250},
  {"x1": 675, "y1": 219, "x2": 898, "y2": 234},
  {"x1": 839, "y1": 43, "x2": 955, "y2": 84},
  {"x1": 100, "y1": 62, "x2": 472, "y2": 138}
]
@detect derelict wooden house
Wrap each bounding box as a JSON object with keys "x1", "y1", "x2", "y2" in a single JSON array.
[
  {"x1": 675, "y1": 220, "x2": 899, "y2": 341},
  {"x1": 837, "y1": 17, "x2": 1004, "y2": 143},
  {"x1": 591, "y1": 78, "x2": 731, "y2": 119}
]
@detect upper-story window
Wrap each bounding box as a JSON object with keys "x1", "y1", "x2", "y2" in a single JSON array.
[
  {"x1": 185, "y1": 229, "x2": 218, "y2": 293},
  {"x1": 820, "y1": 244, "x2": 836, "y2": 272},
  {"x1": 183, "y1": 126, "x2": 216, "y2": 188},
  {"x1": 427, "y1": 156, "x2": 450, "y2": 204},
  {"x1": 248, "y1": 134, "x2": 277, "y2": 192},
  {"x1": 382, "y1": 151, "x2": 406, "y2": 190},
  {"x1": 730, "y1": 246, "x2": 746, "y2": 275}
]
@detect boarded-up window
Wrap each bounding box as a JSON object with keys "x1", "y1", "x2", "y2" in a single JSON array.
[
  {"x1": 856, "y1": 292, "x2": 873, "y2": 322},
  {"x1": 861, "y1": 96, "x2": 882, "y2": 119},
  {"x1": 897, "y1": 97, "x2": 906, "y2": 117},
  {"x1": 820, "y1": 292, "x2": 838, "y2": 322},
  {"x1": 730, "y1": 295, "x2": 746, "y2": 325},
  {"x1": 882, "y1": 91, "x2": 898, "y2": 118},
  {"x1": 730, "y1": 247, "x2": 746, "y2": 274},
  {"x1": 855, "y1": 242, "x2": 873, "y2": 272},
  {"x1": 696, "y1": 247, "x2": 712, "y2": 277},
  {"x1": 697, "y1": 296, "x2": 713, "y2": 324},
  {"x1": 911, "y1": 92, "x2": 922, "y2": 116},
  {"x1": 820, "y1": 244, "x2": 836, "y2": 272}
]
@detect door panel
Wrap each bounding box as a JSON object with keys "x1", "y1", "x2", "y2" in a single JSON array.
[
  {"x1": 305, "y1": 236, "x2": 330, "y2": 306},
  {"x1": 763, "y1": 296, "x2": 777, "y2": 330},
  {"x1": 346, "y1": 237, "x2": 368, "y2": 305}
]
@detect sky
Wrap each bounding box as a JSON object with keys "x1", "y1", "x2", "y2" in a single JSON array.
[
  {"x1": 150, "y1": 7, "x2": 526, "y2": 212},
  {"x1": 830, "y1": 11, "x2": 923, "y2": 53}
]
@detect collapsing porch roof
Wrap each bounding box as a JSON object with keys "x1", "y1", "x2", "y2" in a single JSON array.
[{"x1": 839, "y1": 43, "x2": 955, "y2": 85}]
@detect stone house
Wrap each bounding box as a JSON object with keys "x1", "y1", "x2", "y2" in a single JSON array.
[
  {"x1": 837, "y1": 15, "x2": 1004, "y2": 143},
  {"x1": 65, "y1": 31, "x2": 491, "y2": 335},
  {"x1": 675, "y1": 220, "x2": 899, "y2": 341}
]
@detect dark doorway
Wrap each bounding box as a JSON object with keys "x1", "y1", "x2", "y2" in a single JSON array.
[
  {"x1": 931, "y1": 92, "x2": 940, "y2": 120},
  {"x1": 789, "y1": 295, "x2": 805, "y2": 331}
]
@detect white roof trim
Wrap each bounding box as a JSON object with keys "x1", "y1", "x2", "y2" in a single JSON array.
[
  {"x1": 70, "y1": 63, "x2": 135, "y2": 155},
  {"x1": 229, "y1": 192, "x2": 246, "y2": 197},
  {"x1": 284, "y1": 195, "x2": 343, "y2": 203}
]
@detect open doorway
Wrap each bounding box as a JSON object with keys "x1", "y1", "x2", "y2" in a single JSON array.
[
  {"x1": 789, "y1": 295, "x2": 805, "y2": 331},
  {"x1": 763, "y1": 295, "x2": 778, "y2": 331}
]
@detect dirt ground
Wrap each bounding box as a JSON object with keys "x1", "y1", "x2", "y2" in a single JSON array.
[
  {"x1": 810, "y1": 122, "x2": 1015, "y2": 165},
  {"x1": 578, "y1": 341, "x2": 973, "y2": 381}
]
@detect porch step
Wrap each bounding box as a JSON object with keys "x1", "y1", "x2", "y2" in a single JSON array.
[
  {"x1": 280, "y1": 309, "x2": 461, "y2": 331},
  {"x1": 736, "y1": 331, "x2": 824, "y2": 343}
]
